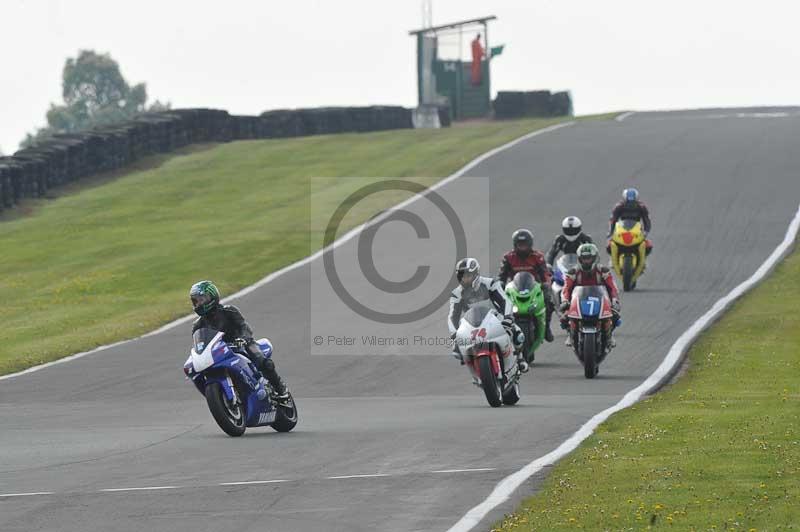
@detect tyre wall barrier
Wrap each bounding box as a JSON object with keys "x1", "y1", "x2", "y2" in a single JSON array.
[
  {"x1": 0, "y1": 105, "x2": 420, "y2": 212},
  {"x1": 493, "y1": 90, "x2": 573, "y2": 119}
]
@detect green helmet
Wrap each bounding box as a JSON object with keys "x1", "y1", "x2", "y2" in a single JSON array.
[
  {"x1": 577, "y1": 243, "x2": 599, "y2": 272},
  {"x1": 190, "y1": 280, "x2": 220, "y2": 316}
]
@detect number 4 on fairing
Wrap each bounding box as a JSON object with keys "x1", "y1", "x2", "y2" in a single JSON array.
[{"x1": 470, "y1": 328, "x2": 487, "y2": 341}]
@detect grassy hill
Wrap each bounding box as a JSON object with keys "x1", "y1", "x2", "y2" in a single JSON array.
[{"x1": 1, "y1": 117, "x2": 570, "y2": 375}]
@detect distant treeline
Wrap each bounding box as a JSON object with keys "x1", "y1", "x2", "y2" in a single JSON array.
[{"x1": 0, "y1": 106, "x2": 415, "y2": 213}]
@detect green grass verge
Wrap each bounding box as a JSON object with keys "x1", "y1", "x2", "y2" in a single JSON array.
[
  {"x1": 1, "y1": 116, "x2": 573, "y2": 375},
  {"x1": 493, "y1": 248, "x2": 800, "y2": 531}
]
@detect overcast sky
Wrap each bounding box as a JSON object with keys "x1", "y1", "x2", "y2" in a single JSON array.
[{"x1": 2, "y1": 0, "x2": 799, "y2": 152}]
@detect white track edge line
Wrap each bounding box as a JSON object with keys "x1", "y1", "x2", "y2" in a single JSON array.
[
  {"x1": 432, "y1": 468, "x2": 495, "y2": 474},
  {"x1": 615, "y1": 111, "x2": 635, "y2": 122},
  {"x1": 99, "y1": 486, "x2": 180, "y2": 492},
  {"x1": 326, "y1": 474, "x2": 390, "y2": 479},
  {"x1": 0, "y1": 491, "x2": 54, "y2": 497},
  {"x1": 0, "y1": 121, "x2": 574, "y2": 382},
  {"x1": 219, "y1": 479, "x2": 290, "y2": 486},
  {"x1": 447, "y1": 201, "x2": 800, "y2": 532}
]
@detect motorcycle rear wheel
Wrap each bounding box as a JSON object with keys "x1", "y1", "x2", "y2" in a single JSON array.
[{"x1": 271, "y1": 391, "x2": 299, "y2": 433}]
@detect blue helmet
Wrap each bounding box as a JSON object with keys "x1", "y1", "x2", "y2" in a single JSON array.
[{"x1": 623, "y1": 188, "x2": 639, "y2": 203}]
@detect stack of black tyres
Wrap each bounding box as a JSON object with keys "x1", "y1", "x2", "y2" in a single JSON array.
[
  {"x1": 493, "y1": 90, "x2": 573, "y2": 119},
  {"x1": 0, "y1": 105, "x2": 426, "y2": 212}
]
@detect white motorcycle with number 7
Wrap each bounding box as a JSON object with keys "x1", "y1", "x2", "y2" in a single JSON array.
[{"x1": 454, "y1": 303, "x2": 522, "y2": 407}]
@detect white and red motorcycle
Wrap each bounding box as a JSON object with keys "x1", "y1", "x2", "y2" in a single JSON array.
[{"x1": 454, "y1": 304, "x2": 522, "y2": 407}]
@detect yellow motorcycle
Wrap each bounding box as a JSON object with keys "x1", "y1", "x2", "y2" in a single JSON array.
[{"x1": 609, "y1": 219, "x2": 647, "y2": 291}]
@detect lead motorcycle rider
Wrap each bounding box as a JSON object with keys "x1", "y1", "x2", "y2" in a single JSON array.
[
  {"x1": 497, "y1": 229, "x2": 555, "y2": 342},
  {"x1": 190, "y1": 280, "x2": 288, "y2": 399},
  {"x1": 607, "y1": 187, "x2": 653, "y2": 256},
  {"x1": 559, "y1": 244, "x2": 621, "y2": 352},
  {"x1": 448, "y1": 258, "x2": 528, "y2": 372}
]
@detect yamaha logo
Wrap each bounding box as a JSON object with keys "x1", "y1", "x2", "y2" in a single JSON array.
[{"x1": 257, "y1": 411, "x2": 276, "y2": 424}]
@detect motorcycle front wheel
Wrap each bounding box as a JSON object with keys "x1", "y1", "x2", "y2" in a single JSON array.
[
  {"x1": 206, "y1": 381, "x2": 246, "y2": 437},
  {"x1": 519, "y1": 320, "x2": 534, "y2": 363},
  {"x1": 623, "y1": 254, "x2": 635, "y2": 291},
  {"x1": 478, "y1": 356, "x2": 503, "y2": 407},
  {"x1": 581, "y1": 332, "x2": 599, "y2": 379}
]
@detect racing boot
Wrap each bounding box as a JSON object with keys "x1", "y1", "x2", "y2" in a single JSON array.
[
  {"x1": 545, "y1": 322, "x2": 554, "y2": 343},
  {"x1": 542, "y1": 293, "x2": 555, "y2": 343},
  {"x1": 544, "y1": 306, "x2": 555, "y2": 342},
  {"x1": 267, "y1": 375, "x2": 289, "y2": 401},
  {"x1": 259, "y1": 359, "x2": 289, "y2": 400},
  {"x1": 605, "y1": 334, "x2": 616, "y2": 353}
]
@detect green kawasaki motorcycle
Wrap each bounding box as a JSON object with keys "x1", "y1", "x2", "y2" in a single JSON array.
[{"x1": 505, "y1": 271, "x2": 546, "y2": 364}]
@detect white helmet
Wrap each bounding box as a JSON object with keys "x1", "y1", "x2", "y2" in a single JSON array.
[
  {"x1": 561, "y1": 216, "x2": 583, "y2": 242},
  {"x1": 455, "y1": 258, "x2": 480, "y2": 289}
]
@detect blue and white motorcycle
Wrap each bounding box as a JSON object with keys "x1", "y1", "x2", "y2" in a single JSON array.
[
  {"x1": 551, "y1": 253, "x2": 579, "y2": 313},
  {"x1": 183, "y1": 327, "x2": 298, "y2": 436}
]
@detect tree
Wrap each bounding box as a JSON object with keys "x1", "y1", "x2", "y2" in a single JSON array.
[{"x1": 22, "y1": 50, "x2": 169, "y2": 148}]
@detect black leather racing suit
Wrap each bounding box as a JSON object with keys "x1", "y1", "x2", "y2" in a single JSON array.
[
  {"x1": 192, "y1": 305, "x2": 284, "y2": 391},
  {"x1": 546, "y1": 233, "x2": 594, "y2": 265}
]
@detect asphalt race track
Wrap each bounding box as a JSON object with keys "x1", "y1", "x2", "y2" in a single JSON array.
[{"x1": 2, "y1": 108, "x2": 800, "y2": 532}]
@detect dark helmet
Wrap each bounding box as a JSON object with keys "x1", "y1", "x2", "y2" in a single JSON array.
[
  {"x1": 577, "y1": 243, "x2": 599, "y2": 272},
  {"x1": 561, "y1": 216, "x2": 582, "y2": 242},
  {"x1": 190, "y1": 280, "x2": 220, "y2": 316},
  {"x1": 512, "y1": 228, "x2": 534, "y2": 257},
  {"x1": 455, "y1": 257, "x2": 480, "y2": 289},
  {"x1": 623, "y1": 188, "x2": 639, "y2": 203}
]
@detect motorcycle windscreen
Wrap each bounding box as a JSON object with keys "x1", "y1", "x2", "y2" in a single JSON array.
[
  {"x1": 618, "y1": 218, "x2": 639, "y2": 230},
  {"x1": 511, "y1": 272, "x2": 534, "y2": 298},
  {"x1": 558, "y1": 253, "x2": 578, "y2": 272},
  {"x1": 572, "y1": 286, "x2": 610, "y2": 318},
  {"x1": 193, "y1": 327, "x2": 221, "y2": 353},
  {"x1": 462, "y1": 305, "x2": 491, "y2": 328}
]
